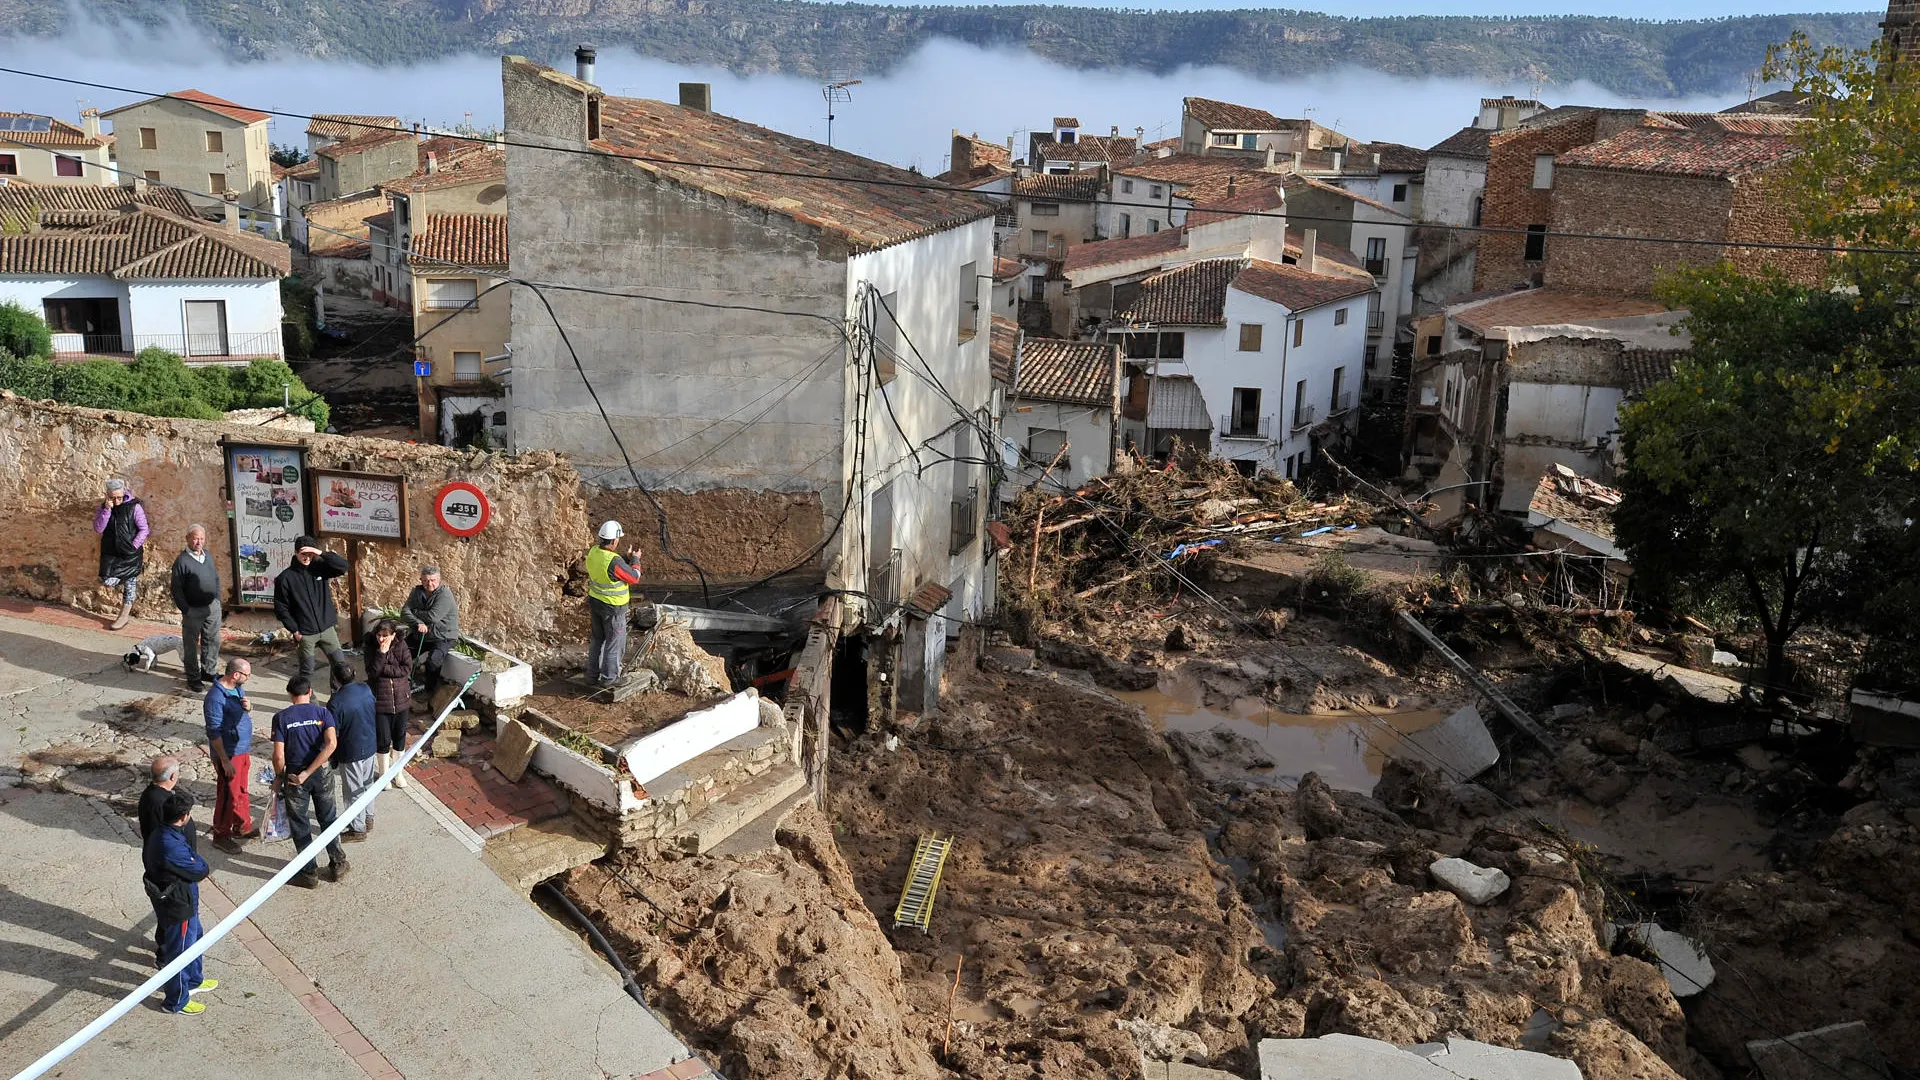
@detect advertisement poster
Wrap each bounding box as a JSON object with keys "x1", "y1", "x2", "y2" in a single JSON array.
[
  {"x1": 225, "y1": 444, "x2": 310, "y2": 606},
  {"x1": 313, "y1": 470, "x2": 408, "y2": 542}
]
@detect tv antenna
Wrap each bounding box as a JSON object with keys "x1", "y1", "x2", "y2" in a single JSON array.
[{"x1": 822, "y1": 74, "x2": 861, "y2": 148}]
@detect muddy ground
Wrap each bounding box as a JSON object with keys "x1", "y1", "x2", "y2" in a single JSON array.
[{"x1": 561, "y1": 602, "x2": 1917, "y2": 1080}]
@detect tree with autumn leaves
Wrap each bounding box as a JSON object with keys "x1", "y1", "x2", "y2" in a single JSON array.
[{"x1": 1614, "y1": 34, "x2": 1920, "y2": 699}]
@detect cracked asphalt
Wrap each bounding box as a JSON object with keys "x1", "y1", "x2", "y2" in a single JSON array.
[{"x1": 0, "y1": 609, "x2": 690, "y2": 1078}]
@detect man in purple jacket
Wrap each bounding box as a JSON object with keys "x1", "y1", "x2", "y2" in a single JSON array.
[{"x1": 94, "y1": 478, "x2": 149, "y2": 630}]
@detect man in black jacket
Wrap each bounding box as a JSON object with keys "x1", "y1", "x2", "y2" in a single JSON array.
[
  {"x1": 273, "y1": 537, "x2": 349, "y2": 688},
  {"x1": 169, "y1": 524, "x2": 222, "y2": 692}
]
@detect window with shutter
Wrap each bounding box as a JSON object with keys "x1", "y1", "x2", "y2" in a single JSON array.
[{"x1": 426, "y1": 278, "x2": 479, "y2": 310}]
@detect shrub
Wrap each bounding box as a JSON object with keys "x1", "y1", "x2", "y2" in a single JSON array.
[
  {"x1": 147, "y1": 396, "x2": 224, "y2": 421},
  {"x1": 0, "y1": 347, "x2": 56, "y2": 398},
  {"x1": 51, "y1": 359, "x2": 130, "y2": 409},
  {"x1": 0, "y1": 301, "x2": 54, "y2": 360},
  {"x1": 281, "y1": 277, "x2": 317, "y2": 361}
]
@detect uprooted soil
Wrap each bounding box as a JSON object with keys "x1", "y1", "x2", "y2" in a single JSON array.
[{"x1": 559, "y1": 629, "x2": 1919, "y2": 1080}]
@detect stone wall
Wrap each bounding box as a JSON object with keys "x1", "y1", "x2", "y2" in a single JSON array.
[
  {"x1": 1546, "y1": 168, "x2": 1734, "y2": 297},
  {"x1": 1475, "y1": 112, "x2": 1599, "y2": 292},
  {"x1": 0, "y1": 392, "x2": 591, "y2": 662},
  {"x1": 1726, "y1": 166, "x2": 1828, "y2": 286},
  {"x1": 582, "y1": 485, "x2": 824, "y2": 585}
]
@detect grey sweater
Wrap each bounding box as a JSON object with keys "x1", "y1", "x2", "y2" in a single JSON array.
[
  {"x1": 170, "y1": 551, "x2": 221, "y2": 610},
  {"x1": 403, "y1": 584, "x2": 461, "y2": 640}
]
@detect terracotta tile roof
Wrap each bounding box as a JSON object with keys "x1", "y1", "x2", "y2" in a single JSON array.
[
  {"x1": 592, "y1": 94, "x2": 995, "y2": 253},
  {"x1": 936, "y1": 163, "x2": 1013, "y2": 189},
  {"x1": 315, "y1": 127, "x2": 416, "y2": 160},
  {"x1": 903, "y1": 582, "x2": 953, "y2": 617},
  {"x1": 1034, "y1": 134, "x2": 1136, "y2": 166},
  {"x1": 1280, "y1": 173, "x2": 1407, "y2": 218},
  {"x1": 104, "y1": 89, "x2": 269, "y2": 126},
  {"x1": 1185, "y1": 184, "x2": 1285, "y2": 227},
  {"x1": 307, "y1": 114, "x2": 401, "y2": 142},
  {"x1": 989, "y1": 315, "x2": 1020, "y2": 385},
  {"x1": 0, "y1": 202, "x2": 289, "y2": 279},
  {"x1": 1232, "y1": 259, "x2": 1376, "y2": 314},
  {"x1": 1368, "y1": 142, "x2": 1428, "y2": 173},
  {"x1": 410, "y1": 213, "x2": 507, "y2": 268},
  {"x1": 1643, "y1": 111, "x2": 1808, "y2": 135},
  {"x1": 1556, "y1": 128, "x2": 1799, "y2": 180},
  {"x1": 0, "y1": 112, "x2": 108, "y2": 148},
  {"x1": 1143, "y1": 136, "x2": 1180, "y2": 156},
  {"x1": 1621, "y1": 349, "x2": 1677, "y2": 394},
  {"x1": 1013, "y1": 171, "x2": 1103, "y2": 200},
  {"x1": 1428, "y1": 126, "x2": 1492, "y2": 160},
  {"x1": 1450, "y1": 288, "x2": 1671, "y2": 335},
  {"x1": 1115, "y1": 154, "x2": 1288, "y2": 206},
  {"x1": 1118, "y1": 257, "x2": 1242, "y2": 326},
  {"x1": 1184, "y1": 97, "x2": 1282, "y2": 131},
  {"x1": 283, "y1": 158, "x2": 320, "y2": 181},
  {"x1": 388, "y1": 149, "x2": 505, "y2": 193},
  {"x1": 1014, "y1": 337, "x2": 1117, "y2": 407},
  {"x1": 1721, "y1": 91, "x2": 1822, "y2": 116},
  {"x1": 992, "y1": 256, "x2": 1027, "y2": 281},
  {"x1": 1528, "y1": 464, "x2": 1619, "y2": 542},
  {"x1": 1063, "y1": 227, "x2": 1185, "y2": 273},
  {"x1": 1052, "y1": 117, "x2": 1081, "y2": 129},
  {"x1": 0, "y1": 179, "x2": 195, "y2": 219},
  {"x1": 960, "y1": 134, "x2": 1011, "y2": 166},
  {"x1": 364, "y1": 210, "x2": 394, "y2": 233}
]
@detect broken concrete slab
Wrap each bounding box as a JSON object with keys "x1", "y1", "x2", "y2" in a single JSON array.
[
  {"x1": 481, "y1": 812, "x2": 610, "y2": 893},
  {"x1": 1119, "y1": 1017, "x2": 1209, "y2": 1064},
  {"x1": 1385, "y1": 703, "x2": 1499, "y2": 780},
  {"x1": 1623, "y1": 923, "x2": 1714, "y2": 997},
  {"x1": 492, "y1": 717, "x2": 538, "y2": 784},
  {"x1": 1430, "y1": 857, "x2": 1511, "y2": 905},
  {"x1": 1745, "y1": 1021, "x2": 1890, "y2": 1080},
  {"x1": 1260, "y1": 1035, "x2": 1582, "y2": 1080},
  {"x1": 1409, "y1": 1038, "x2": 1583, "y2": 1080}
]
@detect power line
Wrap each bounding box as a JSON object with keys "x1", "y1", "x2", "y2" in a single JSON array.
[{"x1": 2, "y1": 67, "x2": 1915, "y2": 257}]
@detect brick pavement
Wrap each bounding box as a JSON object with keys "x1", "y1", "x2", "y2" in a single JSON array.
[
  {"x1": 635, "y1": 1058, "x2": 718, "y2": 1079},
  {"x1": 408, "y1": 731, "x2": 568, "y2": 838}
]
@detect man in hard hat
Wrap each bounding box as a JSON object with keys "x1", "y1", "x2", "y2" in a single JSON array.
[{"x1": 585, "y1": 521, "x2": 644, "y2": 688}]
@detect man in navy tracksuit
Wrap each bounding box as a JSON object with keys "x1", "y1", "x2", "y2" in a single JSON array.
[{"x1": 143, "y1": 790, "x2": 216, "y2": 1014}]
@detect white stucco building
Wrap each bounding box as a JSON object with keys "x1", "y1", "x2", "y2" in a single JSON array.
[
  {"x1": 1000, "y1": 332, "x2": 1121, "y2": 494},
  {"x1": 0, "y1": 110, "x2": 113, "y2": 185},
  {"x1": 504, "y1": 58, "x2": 998, "y2": 713},
  {"x1": 0, "y1": 182, "x2": 289, "y2": 359},
  {"x1": 1111, "y1": 256, "x2": 1375, "y2": 479}
]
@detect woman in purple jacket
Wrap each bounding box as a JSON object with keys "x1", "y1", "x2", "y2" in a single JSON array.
[
  {"x1": 94, "y1": 478, "x2": 149, "y2": 630},
  {"x1": 365, "y1": 620, "x2": 414, "y2": 787}
]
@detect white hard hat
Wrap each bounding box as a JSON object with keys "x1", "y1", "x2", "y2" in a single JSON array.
[{"x1": 597, "y1": 520, "x2": 624, "y2": 540}]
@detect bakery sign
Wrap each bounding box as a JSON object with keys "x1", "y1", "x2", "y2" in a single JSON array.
[{"x1": 310, "y1": 469, "x2": 409, "y2": 542}]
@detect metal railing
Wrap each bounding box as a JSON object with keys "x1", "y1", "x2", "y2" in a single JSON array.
[
  {"x1": 868, "y1": 547, "x2": 902, "y2": 607},
  {"x1": 1291, "y1": 404, "x2": 1318, "y2": 431},
  {"x1": 1218, "y1": 413, "x2": 1269, "y2": 440},
  {"x1": 1366, "y1": 310, "x2": 1385, "y2": 331},
  {"x1": 50, "y1": 329, "x2": 283, "y2": 358},
  {"x1": 1330, "y1": 391, "x2": 1353, "y2": 415},
  {"x1": 949, "y1": 484, "x2": 979, "y2": 555}
]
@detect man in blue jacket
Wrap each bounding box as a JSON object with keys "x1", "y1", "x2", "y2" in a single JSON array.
[
  {"x1": 143, "y1": 790, "x2": 217, "y2": 1014},
  {"x1": 327, "y1": 661, "x2": 379, "y2": 840}
]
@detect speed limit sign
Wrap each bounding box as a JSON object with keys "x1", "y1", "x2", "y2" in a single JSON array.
[{"x1": 433, "y1": 481, "x2": 491, "y2": 537}]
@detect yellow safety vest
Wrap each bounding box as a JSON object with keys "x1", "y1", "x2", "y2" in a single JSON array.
[{"x1": 585, "y1": 546, "x2": 630, "y2": 607}]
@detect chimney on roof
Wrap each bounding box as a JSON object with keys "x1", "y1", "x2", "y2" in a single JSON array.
[
  {"x1": 1372, "y1": 151, "x2": 1381, "y2": 168},
  {"x1": 1110, "y1": 125, "x2": 1120, "y2": 137},
  {"x1": 680, "y1": 82, "x2": 712, "y2": 112},
  {"x1": 1301, "y1": 227, "x2": 1318, "y2": 275},
  {"x1": 1292, "y1": 150, "x2": 1303, "y2": 173},
  {"x1": 132, "y1": 175, "x2": 147, "y2": 196},
  {"x1": 1264, "y1": 146, "x2": 1277, "y2": 169},
  {"x1": 425, "y1": 152, "x2": 438, "y2": 174},
  {"x1": 1331, "y1": 150, "x2": 1344, "y2": 173},
  {"x1": 575, "y1": 45, "x2": 597, "y2": 85},
  {"x1": 221, "y1": 192, "x2": 240, "y2": 233},
  {"x1": 80, "y1": 108, "x2": 100, "y2": 139},
  {"x1": 1226, "y1": 175, "x2": 1237, "y2": 198}
]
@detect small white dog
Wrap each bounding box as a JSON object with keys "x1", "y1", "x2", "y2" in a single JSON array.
[{"x1": 123, "y1": 634, "x2": 183, "y2": 672}]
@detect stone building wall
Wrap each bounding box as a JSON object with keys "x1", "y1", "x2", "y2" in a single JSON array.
[
  {"x1": 1545, "y1": 168, "x2": 1734, "y2": 297},
  {"x1": 1475, "y1": 113, "x2": 1600, "y2": 292}
]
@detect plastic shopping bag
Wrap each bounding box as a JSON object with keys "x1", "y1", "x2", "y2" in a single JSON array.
[{"x1": 259, "y1": 764, "x2": 290, "y2": 842}]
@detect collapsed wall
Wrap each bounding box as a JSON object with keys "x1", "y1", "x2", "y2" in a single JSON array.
[{"x1": 0, "y1": 391, "x2": 590, "y2": 661}]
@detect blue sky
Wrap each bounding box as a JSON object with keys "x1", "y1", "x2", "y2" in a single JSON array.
[{"x1": 848, "y1": 0, "x2": 1875, "y2": 15}]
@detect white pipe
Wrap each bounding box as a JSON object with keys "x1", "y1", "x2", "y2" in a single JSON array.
[{"x1": 11, "y1": 672, "x2": 481, "y2": 1080}]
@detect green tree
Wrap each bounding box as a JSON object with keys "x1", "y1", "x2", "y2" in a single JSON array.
[
  {"x1": 1615, "y1": 269, "x2": 1920, "y2": 698},
  {"x1": 0, "y1": 347, "x2": 56, "y2": 398},
  {"x1": 270, "y1": 144, "x2": 310, "y2": 168},
  {"x1": 0, "y1": 300, "x2": 54, "y2": 360}
]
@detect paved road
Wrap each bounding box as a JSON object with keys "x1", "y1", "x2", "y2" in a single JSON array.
[{"x1": 0, "y1": 608, "x2": 691, "y2": 1079}]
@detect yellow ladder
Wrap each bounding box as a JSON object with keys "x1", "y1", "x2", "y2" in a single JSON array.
[{"x1": 893, "y1": 833, "x2": 953, "y2": 933}]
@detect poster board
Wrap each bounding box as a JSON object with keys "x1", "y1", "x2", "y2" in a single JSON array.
[
  {"x1": 222, "y1": 441, "x2": 311, "y2": 607},
  {"x1": 312, "y1": 469, "x2": 409, "y2": 542}
]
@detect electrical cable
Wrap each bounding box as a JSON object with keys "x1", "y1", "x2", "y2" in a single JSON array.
[{"x1": 3, "y1": 69, "x2": 1911, "y2": 257}]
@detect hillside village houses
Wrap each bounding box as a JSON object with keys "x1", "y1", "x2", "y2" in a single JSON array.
[{"x1": 0, "y1": 110, "x2": 114, "y2": 185}]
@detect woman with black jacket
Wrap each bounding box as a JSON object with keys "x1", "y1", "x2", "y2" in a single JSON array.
[{"x1": 365, "y1": 621, "x2": 415, "y2": 788}]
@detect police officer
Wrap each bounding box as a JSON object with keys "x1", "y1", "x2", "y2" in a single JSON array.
[{"x1": 584, "y1": 521, "x2": 644, "y2": 688}]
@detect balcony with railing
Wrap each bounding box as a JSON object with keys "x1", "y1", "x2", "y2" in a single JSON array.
[
  {"x1": 1291, "y1": 404, "x2": 1318, "y2": 432},
  {"x1": 1330, "y1": 391, "x2": 1354, "y2": 416},
  {"x1": 50, "y1": 329, "x2": 285, "y2": 360},
  {"x1": 1366, "y1": 309, "x2": 1385, "y2": 332},
  {"x1": 868, "y1": 547, "x2": 902, "y2": 609},
  {"x1": 1218, "y1": 413, "x2": 1270, "y2": 440},
  {"x1": 949, "y1": 484, "x2": 980, "y2": 555}
]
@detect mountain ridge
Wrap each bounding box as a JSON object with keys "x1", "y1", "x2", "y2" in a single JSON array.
[{"x1": 8, "y1": 1, "x2": 1882, "y2": 97}]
